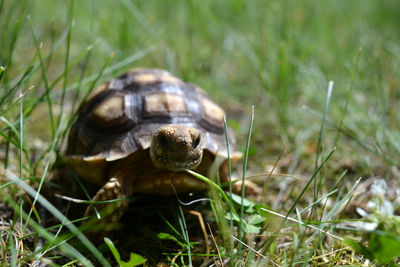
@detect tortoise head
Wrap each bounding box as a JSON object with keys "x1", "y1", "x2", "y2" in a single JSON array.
[{"x1": 150, "y1": 125, "x2": 203, "y2": 171}]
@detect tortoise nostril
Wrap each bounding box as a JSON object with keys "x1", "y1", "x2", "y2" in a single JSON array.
[
  {"x1": 158, "y1": 134, "x2": 168, "y2": 148},
  {"x1": 193, "y1": 135, "x2": 201, "y2": 149}
]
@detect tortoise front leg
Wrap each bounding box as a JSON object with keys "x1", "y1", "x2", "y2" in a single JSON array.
[{"x1": 84, "y1": 177, "x2": 129, "y2": 225}]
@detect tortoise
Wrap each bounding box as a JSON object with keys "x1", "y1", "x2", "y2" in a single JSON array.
[{"x1": 66, "y1": 68, "x2": 258, "y2": 224}]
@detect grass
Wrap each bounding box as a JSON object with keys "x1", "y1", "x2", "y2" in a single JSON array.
[{"x1": 1, "y1": 0, "x2": 400, "y2": 265}]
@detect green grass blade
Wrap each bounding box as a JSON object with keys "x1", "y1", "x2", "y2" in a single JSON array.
[
  {"x1": 18, "y1": 91, "x2": 24, "y2": 231},
  {"x1": 119, "y1": 0, "x2": 154, "y2": 37},
  {"x1": 0, "y1": 116, "x2": 21, "y2": 141},
  {"x1": 156, "y1": 208, "x2": 185, "y2": 241},
  {"x1": 309, "y1": 178, "x2": 362, "y2": 243},
  {"x1": 238, "y1": 105, "x2": 255, "y2": 257},
  {"x1": 5, "y1": 194, "x2": 94, "y2": 266},
  {"x1": 71, "y1": 44, "x2": 95, "y2": 113},
  {"x1": 313, "y1": 81, "x2": 334, "y2": 203},
  {"x1": 104, "y1": 237, "x2": 121, "y2": 264},
  {"x1": 288, "y1": 149, "x2": 335, "y2": 217},
  {"x1": 9, "y1": 229, "x2": 17, "y2": 267},
  {"x1": 22, "y1": 41, "x2": 96, "y2": 123},
  {"x1": 298, "y1": 189, "x2": 338, "y2": 215},
  {"x1": 305, "y1": 105, "x2": 400, "y2": 168},
  {"x1": 223, "y1": 115, "x2": 235, "y2": 261},
  {"x1": 59, "y1": 0, "x2": 74, "y2": 128},
  {"x1": 23, "y1": 112, "x2": 65, "y2": 232},
  {"x1": 71, "y1": 51, "x2": 115, "y2": 117},
  {"x1": 185, "y1": 170, "x2": 241, "y2": 220},
  {"x1": 178, "y1": 206, "x2": 192, "y2": 267},
  {"x1": 334, "y1": 48, "x2": 362, "y2": 145},
  {"x1": 4, "y1": 172, "x2": 111, "y2": 267},
  {"x1": 1, "y1": 0, "x2": 32, "y2": 80},
  {"x1": 28, "y1": 18, "x2": 55, "y2": 136},
  {"x1": 0, "y1": 65, "x2": 4, "y2": 81},
  {"x1": 0, "y1": 53, "x2": 36, "y2": 108},
  {"x1": 0, "y1": 87, "x2": 33, "y2": 117},
  {"x1": 261, "y1": 149, "x2": 336, "y2": 254},
  {"x1": 64, "y1": 46, "x2": 155, "y2": 94},
  {"x1": 48, "y1": 42, "x2": 97, "y2": 93}
]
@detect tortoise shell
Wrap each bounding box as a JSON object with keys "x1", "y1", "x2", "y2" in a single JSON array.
[{"x1": 66, "y1": 68, "x2": 237, "y2": 186}]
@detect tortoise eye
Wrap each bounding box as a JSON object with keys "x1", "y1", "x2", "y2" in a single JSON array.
[{"x1": 193, "y1": 135, "x2": 201, "y2": 149}]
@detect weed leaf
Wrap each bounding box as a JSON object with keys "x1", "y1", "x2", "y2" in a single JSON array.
[{"x1": 105, "y1": 237, "x2": 146, "y2": 267}]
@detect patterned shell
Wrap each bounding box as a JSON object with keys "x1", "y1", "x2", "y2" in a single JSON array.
[{"x1": 66, "y1": 68, "x2": 236, "y2": 162}]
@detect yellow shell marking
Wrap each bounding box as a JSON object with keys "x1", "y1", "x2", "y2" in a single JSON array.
[
  {"x1": 202, "y1": 97, "x2": 225, "y2": 123},
  {"x1": 133, "y1": 73, "x2": 182, "y2": 85},
  {"x1": 144, "y1": 93, "x2": 187, "y2": 114},
  {"x1": 86, "y1": 83, "x2": 108, "y2": 103},
  {"x1": 133, "y1": 73, "x2": 159, "y2": 83},
  {"x1": 91, "y1": 94, "x2": 125, "y2": 122},
  {"x1": 158, "y1": 75, "x2": 182, "y2": 84}
]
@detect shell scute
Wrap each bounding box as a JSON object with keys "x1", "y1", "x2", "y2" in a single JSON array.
[
  {"x1": 90, "y1": 93, "x2": 126, "y2": 126},
  {"x1": 143, "y1": 93, "x2": 188, "y2": 116},
  {"x1": 66, "y1": 68, "x2": 237, "y2": 184}
]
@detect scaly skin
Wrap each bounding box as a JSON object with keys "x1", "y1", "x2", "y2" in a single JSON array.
[
  {"x1": 150, "y1": 125, "x2": 203, "y2": 171},
  {"x1": 84, "y1": 177, "x2": 129, "y2": 226}
]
